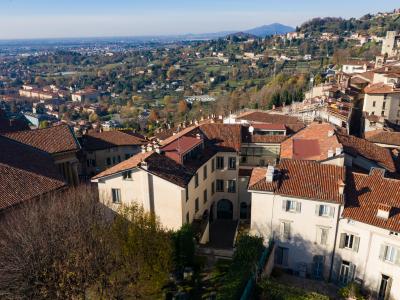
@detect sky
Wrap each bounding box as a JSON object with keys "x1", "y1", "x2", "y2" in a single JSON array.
[{"x1": 0, "y1": 0, "x2": 398, "y2": 39}]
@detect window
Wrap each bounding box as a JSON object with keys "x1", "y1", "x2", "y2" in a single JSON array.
[
  {"x1": 125, "y1": 154, "x2": 131, "y2": 160},
  {"x1": 122, "y1": 170, "x2": 132, "y2": 180},
  {"x1": 117, "y1": 155, "x2": 121, "y2": 163},
  {"x1": 106, "y1": 157, "x2": 111, "y2": 165},
  {"x1": 381, "y1": 111, "x2": 385, "y2": 117},
  {"x1": 373, "y1": 101, "x2": 376, "y2": 107},
  {"x1": 280, "y1": 221, "x2": 291, "y2": 240},
  {"x1": 203, "y1": 189, "x2": 208, "y2": 204},
  {"x1": 275, "y1": 247, "x2": 289, "y2": 266},
  {"x1": 384, "y1": 94, "x2": 388, "y2": 100},
  {"x1": 339, "y1": 260, "x2": 355, "y2": 285},
  {"x1": 211, "y1": 181, "x2": 215, "y2": 195},
  {"x1": 339, "y1": 233, "x2": 360, "y2": 252},
  {"x1": 380, "y1": 245, "x2": 399, "y2": 264},
  {"x1": 312, "y1": 256, "x2": 324, "y2": 279},
  {"x1": 211, "y1": 158, "x2": 215, "y2": 172},
  {"x1": 203, "y1": 165, "x2": 207, "y2": 180},
  {"x1": 216, "y1": 156, "x2": 224, "y2": 169},
  {"x1": 195, "y1": 198, "x2": 199, "y2": 213},
  {"x1": 111, "y1": 188, "x2": 121, "y2": 204},
  {"x1": 282, "y1": 200, "x2": 301, "y2": 213},
  {"x1": 195, "y1": 173, "x2": 199, "y2": 188},
  {"x1": 216, "y1": 180, "x2": 224, "y2": 192},
  {"x1": 227, "y1": 180, "x2": 236, "y2": 193},
  {"x1": 185, "y1": 187, "x2": 189, "y2": 202},
  {"x1": 317, "y1": 227, "x2": 329, "y2": 246},
  {"x1": 112, "y1": 156, "x2": 116, "y2": 164},
  {"x1": 378, "y1": 275, "x2": 392, "y2": 300},
  {"x1": 316, "y1": 204, "x2": 334, "y2": 217},
  {"x1": 382, "y1": 102, "x2": 386, "y2": 109},
  {"x1": 228, "y1": 157, "x2": 236, "y2": 170}
]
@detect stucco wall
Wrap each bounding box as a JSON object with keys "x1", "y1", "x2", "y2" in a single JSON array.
[{"x1": 251, "y1": 191, "x2": 341, "y2": 279}]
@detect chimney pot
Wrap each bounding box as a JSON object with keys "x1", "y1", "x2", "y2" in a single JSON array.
[
  {"x1": 266, "y1": 165, "x2": 275, "y2": 183},
  {"x1": 338, "y1": 180, "x2": 345, "y2": 195}
]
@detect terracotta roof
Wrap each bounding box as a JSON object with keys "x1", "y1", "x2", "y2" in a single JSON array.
[
  {"x1": 162, "y1": 136, "x2": 203, "y2": 163},
  {"x1": 199, "y1": 124, "x2": 242, "y2": 152},
  {"x1": 365, "y1": 130, "x2": 400, "y2": 147},
  {"x1": 364, "y1": 82, "x2": 400, "y2": 94},
  {"x1": 81, "y1": 130, "x2": 146, "y2": 151},
  {"x1": 3, "y1": 124, "x2": 80, "y2": 154},
  {"x1": 160, "y1": 125, "x2": 197, "y2": 146},
  {"x1": 92, "y1": 151, "x2": 154, "y2": 179},
  {"x1": 0, "y1": 136, "x2": 66, "y2": 211},
  {"x1": 236, "y1": 111, "x2": 302, "y2": 125},
  {"x1": 336, "y1": 133, "x2": 397, "y2": 172},
  {"x1": 242, "y1": 133, "x2": 288, "y2": 144},
  {"x1": 357, "y1": 71, "x2": 374, "y2": 83},
  {"x1": 249, "y1": 159, "x2": 345, "y2": 204},
  {"x1": 280, "y1": 123, "x2": 341, "y2": 161},
  {"x1": 350, "y1": 77, "x2": 369, "y2": 85},
  {"x1": 344, "y1": 170, "x2": 400, "y2": 232},
  {"x1": 252, "y1": 124, "x2": 286, "y2": 131}
]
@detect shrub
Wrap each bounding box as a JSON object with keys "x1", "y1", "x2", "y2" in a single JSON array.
[{"x1": 217, "y1": 235, "x2": 264, "y2": 300}]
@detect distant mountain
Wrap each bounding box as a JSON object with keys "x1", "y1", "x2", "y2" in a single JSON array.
[{"x1": 245, "y1": 23, "x2": 295, "y2": 37}]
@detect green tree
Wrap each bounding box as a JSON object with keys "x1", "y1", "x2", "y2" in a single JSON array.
[{"x1": 172, "y1": 224, "x2": 195, "y2": 270}]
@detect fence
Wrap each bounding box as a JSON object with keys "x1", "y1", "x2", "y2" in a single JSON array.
[{"x1": 240, "y1": 240, "x2": 275, "y2": 300}]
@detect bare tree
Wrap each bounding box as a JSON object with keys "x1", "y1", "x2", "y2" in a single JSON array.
[{"x1": 0, "y1": 186, "x2": 172, "y2": 299}]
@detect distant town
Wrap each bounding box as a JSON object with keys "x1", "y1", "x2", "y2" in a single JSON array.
[{"x1": 1, "y1": 6, "x2": 400, "y2": 300}]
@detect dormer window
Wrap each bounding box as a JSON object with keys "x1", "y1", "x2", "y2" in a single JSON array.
[
  {"x1": 377, "y1": 204, "x2": 391, "y2": 220},
  {"x1": 123, "y1": 170, "x2": 132, "y2": 180}
]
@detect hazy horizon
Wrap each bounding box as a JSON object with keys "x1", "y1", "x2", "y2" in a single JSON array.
[{"x1": 0, "y1": 0, "x2": 398, "y2": 40}]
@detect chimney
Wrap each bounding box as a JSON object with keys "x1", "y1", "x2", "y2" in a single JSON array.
[
  {"x1": 140, "y1": 161, "x2": 148, "y2": 170},
  {"x1": 141, "y1": 145, "x2": 146, "y2": 153},
  {"x1": 327, "y1": 149, "x2": 334, "y2": 158},
  {"x1": 377, "y1": 203, "x2": 391, "y2": 220},
  {"x1": 266, "y1": 165, "x2": 275, "y2": 183},
  {"x1": 154, "y1": 144, "x2": 161, "y2": 154},
  {"x1": 338, "y1": 180, "x2": 345, "y2": 195},
  {"x1": 335, "y1": 147, "x2": 343, "y2": 156}
]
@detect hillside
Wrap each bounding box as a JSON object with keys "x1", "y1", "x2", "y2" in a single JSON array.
[
  {"x1": 245, "y1": 23, "x2": 295, "y2": 37},
  {"x1": 298, "y1": 12, "x2": 400, "y2": 36}
]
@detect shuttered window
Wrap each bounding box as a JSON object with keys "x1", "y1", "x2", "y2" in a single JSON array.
[
  {"x1": 315, "y1": 204, "x2": 335, "y2": 217},
  {"x1": 282, "y1": 199, "x2": 301, "y2": 213},
  {"x1": 339, "y1": 233, "x2": 360, "y2": 252}
]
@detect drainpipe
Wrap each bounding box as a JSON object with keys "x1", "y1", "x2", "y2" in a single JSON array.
[{"x1": 329, "y1": 204, "x2": 341, "y2": 281}]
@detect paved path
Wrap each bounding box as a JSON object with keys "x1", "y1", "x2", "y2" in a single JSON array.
[{"x1": 208, "y1": 220, "x2": 238, "y2": 249}]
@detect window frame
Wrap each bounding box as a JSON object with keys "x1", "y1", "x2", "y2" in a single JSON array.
[
  {"x1": 111, "y1": 188, "x2": 121, "y2": 204},
  {"x1": 216, "y1": 179, "x2": 224, "y2": 192},
  {"x1": 228, "y1": 157, "x2": 237, "y2": 170},
  {"x1": 216, "y1": 156, "x2": 224, "y2": 170}
]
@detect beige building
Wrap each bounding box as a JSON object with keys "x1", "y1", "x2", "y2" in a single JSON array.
[
  {"x1": 381, "y1": 31, "x2": 400, "y2": 58},
  {"x1": 249, "y1": 160, "x2": 344, "y2": 280},
  {"x1": 249, "y1": 160, "x2": 400, "y2": 299},
  {"x1": 362, "y1": 65, "x2": 400, "y2": 126},
  {"x1": 0, "y1": 135, "x2": 66, "y2": 215},
  {"x1": 92, "y1": 124, "x2": 244, "y2": 231},
  {"x1": 80, "y1": 130, "x2": 147, "y2": 177},
  {"x1": 71, "y1": 88, "x2": 100, "y2": 102},
  {"x1": 3, "y1": 124, "x2": 81, "y2": 186}
]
